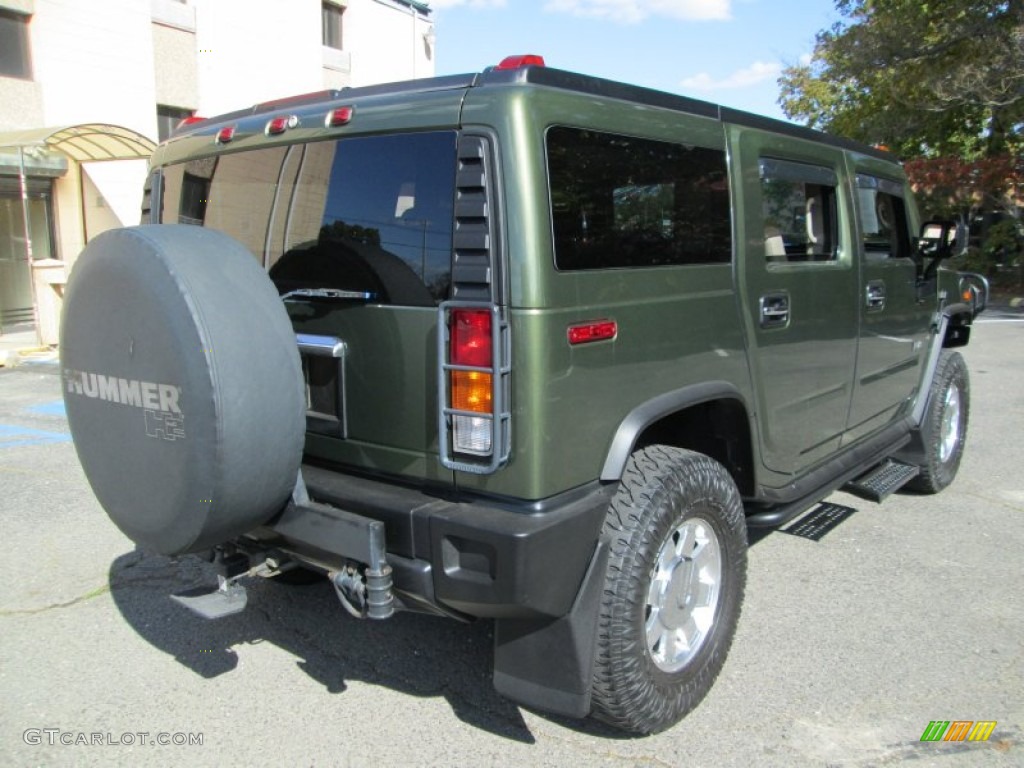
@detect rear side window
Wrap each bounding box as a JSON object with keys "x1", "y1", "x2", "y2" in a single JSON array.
[
  {"x1": 856, "y1": 174, "x2": 911, "y2": 259},
  {"x1": 160, "y1": 131, "x2": 457, "y2": 306},
  {"x1": 760, "y1": 158, "x2": 839, "y2": 263},
  {"x1": 546, "y1": 127, "x2": 731, "y2": 270}
]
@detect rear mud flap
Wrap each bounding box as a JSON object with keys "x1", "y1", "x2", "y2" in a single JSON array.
[{"x1": 492, "y1": 540, "x2": 608, "y2": 719}]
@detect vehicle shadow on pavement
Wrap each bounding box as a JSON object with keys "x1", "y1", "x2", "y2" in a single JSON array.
[{"x1": 108, "y1": 549, "x2": 621, "y2": 743}]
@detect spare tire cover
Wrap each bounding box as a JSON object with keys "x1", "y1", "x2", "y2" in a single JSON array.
[{"x1": 61, "y1": 225, "x2": 305, "y2": 555}]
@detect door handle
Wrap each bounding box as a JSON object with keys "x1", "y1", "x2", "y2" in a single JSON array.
[
  {"x1": 866, "y1": 281, "x2": 886, "y2": 311},
  {"x1": 760, "y1": 292, "x2": 790, "y2": 328}
]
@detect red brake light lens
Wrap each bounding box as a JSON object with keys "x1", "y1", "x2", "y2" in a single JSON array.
[
  {"x1": 496, "y1": 54, "x2": 546, "y2": 70},
  {"x1": 451, "y1": 310, "x2": 492, "y2": 367},
  {"x1": 215, "y1": 126, "x2": 236, "y2": 144}
]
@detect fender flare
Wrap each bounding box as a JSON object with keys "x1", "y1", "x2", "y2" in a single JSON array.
[{"x1": 599, "y1": 381, "x2": 749, "y2": 482}]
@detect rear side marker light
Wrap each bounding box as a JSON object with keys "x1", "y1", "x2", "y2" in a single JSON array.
[
  {"x1": 568, "y1": 320, "x2": 617, "y2": 345},
  {"x1": 496, "y1": 54, "x2": 546, "y2": 70},
  {"x1": 325, "y1": 106, "x2": 354, "y2": 127},
  {"x1": 266, "y1": 115, "x2": 298, "y2": 135},
  {"x1": 215, "y1": 126, "x2": 236, "y2": 144}
]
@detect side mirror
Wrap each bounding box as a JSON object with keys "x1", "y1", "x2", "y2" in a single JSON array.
[{"x1": 918, "y1": 219, "x2": 968, "y2": 259}]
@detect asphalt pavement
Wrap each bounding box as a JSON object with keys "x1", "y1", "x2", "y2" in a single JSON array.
[{"x1": 0, "y1": 319, "x2": 1021, "y2": 767}]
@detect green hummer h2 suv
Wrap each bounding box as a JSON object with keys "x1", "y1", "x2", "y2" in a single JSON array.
[{"x1": 60, "y1": 56, "x2": 984, "y2": 734}]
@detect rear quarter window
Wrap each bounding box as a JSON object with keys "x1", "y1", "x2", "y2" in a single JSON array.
[{"x1": 546, "y1": 126, "x2": 732, "y2": 270}]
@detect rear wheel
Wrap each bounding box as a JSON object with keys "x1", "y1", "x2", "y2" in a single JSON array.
[
  {"x1": 907, "y1": 350, "x2": 970, "y2": 493},
  {"x1": 591, "y1": 446, "x2": 747, "y2": 734}
]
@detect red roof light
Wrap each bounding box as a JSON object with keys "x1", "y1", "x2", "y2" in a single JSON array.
[
  {"x1": 215, "y1": 126, "x2": 236, "y2": 144},
  {"x1": 326, "y1": 106, "x2": 354, "y2": 127},
  {"x1": 495, "y1": 54, "x2": 546, "y2": 70},
  {"x1": 266, "y1": 115, "x2": 298, "y2": 135}
]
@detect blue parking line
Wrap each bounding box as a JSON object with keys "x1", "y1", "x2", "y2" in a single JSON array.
[
  {"x1": 26, "y1": 400, "x2": 66, "y2": 417},
  {"x1": 0, "y1": 424, "x2": 71, "y2": 448}
]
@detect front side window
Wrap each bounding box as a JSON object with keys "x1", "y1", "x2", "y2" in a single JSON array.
[
  {"x1": 0, "y1": 10, "x2": 32, "y2": 80},
  {"x1": 760, "y1": 158, "x2": 839, "y2": 263},
  {"x1": 856, "y1": 174, "x2": 911, "y2": 259},
  {"x1": 160, "y1": 131, "x2": 457, "y2": 306},
  {"x1": 547, "y1": 127, "x2": 732, "y2": 270}
]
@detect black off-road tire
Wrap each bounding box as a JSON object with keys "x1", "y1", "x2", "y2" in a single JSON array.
[
  {"x1": 906, "y1": 350, "x2": 970, "y2": 494},
  {"x1": 591, "y1": 446, "x2": 747, "y2": 734}
]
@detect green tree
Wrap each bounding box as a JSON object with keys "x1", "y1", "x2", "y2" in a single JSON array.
[{"x1": 778, "y1": 0, "x2": 1023, "y2": 159}]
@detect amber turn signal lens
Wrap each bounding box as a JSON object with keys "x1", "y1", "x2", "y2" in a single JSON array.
[{"x1": 451, "y1": 371, "x2": 492, "y2": 413}]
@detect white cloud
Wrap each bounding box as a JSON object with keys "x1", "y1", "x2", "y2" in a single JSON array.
[
  {"x1": 429, "y1": 0, "x2": 506, "y2": 8},
  {"x1": 544, "y1": 0, "x2": 731, "y2": 24},
  {"x1": 680, "y1": 60, "x2": 782, "y2": 91}
]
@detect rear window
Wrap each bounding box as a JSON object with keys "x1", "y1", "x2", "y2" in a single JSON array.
[
  {"x1": 546, "y1": 126, "x2": 732, "y2": 270},
  {"x1": 160, "y1": 131, "x2": 458, "y2": 306}
]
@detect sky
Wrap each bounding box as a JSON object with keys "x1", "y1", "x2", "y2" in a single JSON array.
[{"x1": 427, "y1": 0, "x2": 843, "y2": 123}]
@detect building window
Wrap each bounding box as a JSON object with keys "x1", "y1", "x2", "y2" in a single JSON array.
[
  {"x1": 0, "y1": 10, "x2": 32, "y2": 80},
  {"x1": 156, "y1": 105, "x2": 195, "y2": 143},
  {"x1": 322, "y1": 2, "x2": 344, "y2": 49}
]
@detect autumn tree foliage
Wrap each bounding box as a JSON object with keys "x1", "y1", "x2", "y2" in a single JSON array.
[
  {"x1": 778, "y1": 1, "x2": 1023, "y2": 273},
  {"x1": 778, "y1": 0, "x2": 1023, "y2": 160}
]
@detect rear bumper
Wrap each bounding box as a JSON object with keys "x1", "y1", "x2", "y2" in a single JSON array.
[{"x1": 262, "y1": 464, "x2": 612, "y2": 621}]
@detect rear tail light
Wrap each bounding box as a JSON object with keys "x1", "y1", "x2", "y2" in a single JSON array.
[
  {"x1": 438, "y1": 303, "x2": 510, "y2": 471},
  {"x1": 449, "y1": 309, "x2": 493, "y2": 455},
  {"x1": 215, "y1": 126, "x2": 236, "y2": 144}
]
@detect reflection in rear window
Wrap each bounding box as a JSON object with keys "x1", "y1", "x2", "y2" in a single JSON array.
[{"x1": 160, "y1": 131, "x2": 458, "y2": 306}]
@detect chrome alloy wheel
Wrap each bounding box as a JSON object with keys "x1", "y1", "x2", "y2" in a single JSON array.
[
  {"x1": 645, "y1": 516, "x2": 722, "y2": 673},
  {"x1": 939, "y1": 383, "x2": 962, "y2": 464}
]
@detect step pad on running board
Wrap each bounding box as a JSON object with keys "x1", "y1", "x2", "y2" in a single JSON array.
[{"x1": 843, "y1": 460, "x2": 920, "y2": 502}]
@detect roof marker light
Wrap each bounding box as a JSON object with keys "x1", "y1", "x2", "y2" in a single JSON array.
[
  {"x1": 326, "y1": 106, "x2": 354, "y2": 127},
  {"x1": 266, "y1": 115, "x2": 299, "y2": 135},
  {"x1": 495, "y1": 54, "x2": 546, "y2": 70},
  {"x1": 215, "y1": 126, "x2": 236, "y2": 144}
]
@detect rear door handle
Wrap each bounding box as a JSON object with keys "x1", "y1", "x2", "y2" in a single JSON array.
[
  {"x1": 759, "y1": 292, "x2": 790, "y2": 328},
  {"x1": 866, "y1": 280, "x2": 886, "y2": 311}
]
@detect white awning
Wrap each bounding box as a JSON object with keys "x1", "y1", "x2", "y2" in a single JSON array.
[{"x1": 0, "y1": 123, "x2": 155, "y2": 162}]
